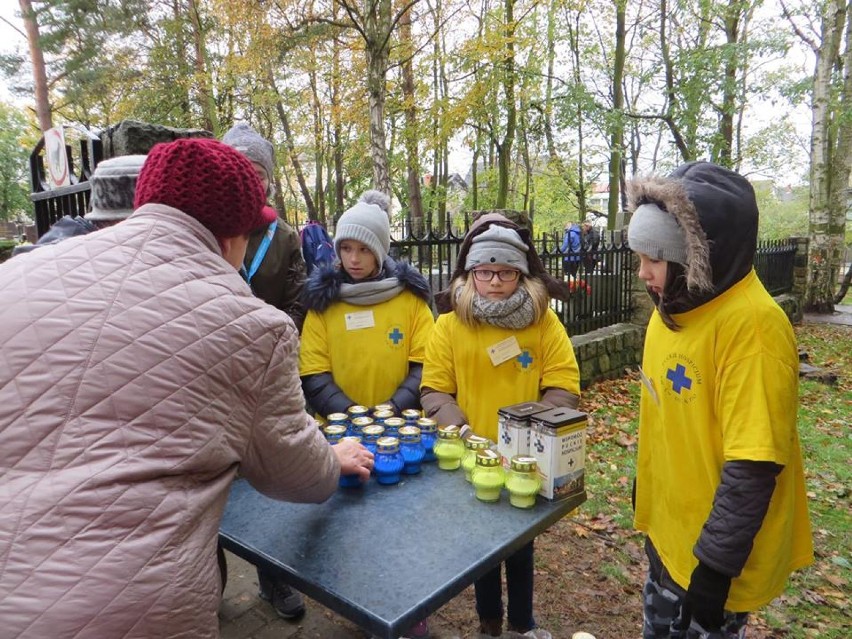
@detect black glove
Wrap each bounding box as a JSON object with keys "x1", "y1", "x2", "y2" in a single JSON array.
[{"x1": 683, "y1": 561, "x2": 732, "y2": 632}]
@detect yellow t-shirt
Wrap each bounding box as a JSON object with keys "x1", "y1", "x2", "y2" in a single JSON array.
[
  {"x1": 299, "y1": 290, "x2": 435, "y2": 410},
  {"x1": 421, "y1": 308, "x2": 580, "y2": 441},
  {"x1": 633, "y1": 270, "x2": 813, "y2": 611}
]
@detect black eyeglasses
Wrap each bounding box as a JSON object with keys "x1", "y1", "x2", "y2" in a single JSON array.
[{"x1": 471, "y1": 269, "x2": 521, "y2": 282}]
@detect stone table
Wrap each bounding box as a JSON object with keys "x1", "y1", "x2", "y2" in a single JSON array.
[{"x1": 219, "y1": 462, "x2": 585, "y2": 639}]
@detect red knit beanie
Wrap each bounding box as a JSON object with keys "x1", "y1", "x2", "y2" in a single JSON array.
[{"x1": 134, "y1": 138, "x2": 274, "y2": 237}]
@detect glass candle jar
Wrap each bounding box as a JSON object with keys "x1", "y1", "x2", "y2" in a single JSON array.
[
  {"x1": 374, "y1": 436, "x2": 404, "y2": 485},
  {"x1": 398, "y1": 426, "x2": 425, "y2": 475},
  {"x1": 402, "y1": 409, "x2": 421, "y2": 425},
  {"x1": 505, "y1": 455, "x2": 541, "y2": 509},
  {"x1": 322, "y1": 424, "x2": 347, "y2": 444},
  {"x1": 461, "y1": 435, "x2": 490, "y2": 483},
  {"x1": 350, "y1": 416, "x2": 374, "y2": 439},
  {"x1": 471, "y1": 449, "x2": 505, "y2": 502},
  {"x1": 361, "y1": 424, "x2": 385, "y2": 456},
  {"x1": 372, "y1": 408, "x2": 395, "y2": 425},
  {"x1": 373, "y1": 403, "x2": 396, "y2": 415},
  {"x1": 347, "y1": 404, "x2": 369, "y2": 422},
  {"x1": 382, "y1": 416, "x2": 405, "y2": 439},
  {"x1": 327, "y1": 412, "x2": 348, "y2": 428},
  {"x1": 416, "y1": 417, "x2": 438, "y2": 462},
  {"x1": 337, "y1": 435, "x2": 364, "y2": 488},
  {"x1": 433, "y1": 425, "x2": 465, "y2": 470}
]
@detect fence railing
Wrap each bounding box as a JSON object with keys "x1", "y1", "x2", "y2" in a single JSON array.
[
  {"x1": 389, "y1": 220, "x2": 634, "y2": 336},
  {"x1": 753, "y1": 239, "x2": 797, "y2": 296},
  {"x1": 390, "y1": 223, "x2": 798, "y2": 336}
]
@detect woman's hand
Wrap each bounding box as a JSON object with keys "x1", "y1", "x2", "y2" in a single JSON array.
[{"x1": 332, "y1": 438, "x2": 374, "y2": 482}]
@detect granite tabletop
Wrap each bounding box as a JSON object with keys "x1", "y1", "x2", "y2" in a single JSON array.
[{"x1": 219, "y1": 462, "x2": 585, "y2": 639}]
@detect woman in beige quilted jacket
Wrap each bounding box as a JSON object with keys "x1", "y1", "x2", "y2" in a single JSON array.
[{"x1": 0, "y1": 139, "x2": 373, "y2": 638}]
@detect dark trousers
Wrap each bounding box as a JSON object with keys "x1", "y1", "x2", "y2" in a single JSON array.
[{"x1": 474, "y1": 540, "x2": 536, "y2": 632}]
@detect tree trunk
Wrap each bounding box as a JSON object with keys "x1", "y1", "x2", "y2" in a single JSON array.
[
  {"x1": 607, "y1": 1, "x2": 626, "y2": 230},
  {"x1": 19, "y1": 0, "x2": 52, "y2": 132},
  {"x1": 187, "y1": 0, "x2": 219, "y2": 135},
  {"x1": 805, "y1": 0, "x2": 846, "y2": 313},
  {"x1": 309, "y1": 62, "x2": 326, "y2": 223},
  {"x1": 495, "y1": 0, "x2": 516, "y2": 209},
  {"x1": 269, "y1": 71, "x2": 317, "y2": 221},
  {"x1": 400, "y1": 6, "x2": 424, "y2": 233},
  {"x1": 364, "y1": 0, "x2": 392, "y2": 195}
]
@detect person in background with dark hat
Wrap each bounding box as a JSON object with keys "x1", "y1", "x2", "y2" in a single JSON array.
[
  {"x1": 11, "y1": 154, "x2": 147, "y2": 256},
  {"x1": 221, "y1": 122, "x2": 311, "y2": 618},
  {"x1": 626, "y1": 162, "x2": 813, "y2": 639},
  {"x1": 222, "y1": 122, "x2": 306, "y2": 330},
  {"x1": 0, "y1": 138, "x2": 373, "y2": 638}
]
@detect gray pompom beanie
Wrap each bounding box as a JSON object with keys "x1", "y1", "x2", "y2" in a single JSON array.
[
  {"x1": 465, "y1": 225, "x2": 530, "y2": 274},
  {"x1": 222, "y1": 122, "x2": 275, "y2": 195},
  {"x1": 88, "y1": 155, "x2": 147, "y2": 221},
  {"x1": 334, "y1": 190, "x2": 392, "y2": 265},
  {"x1": 627, "y1": 202, "x2": 689, "y2": 265}
]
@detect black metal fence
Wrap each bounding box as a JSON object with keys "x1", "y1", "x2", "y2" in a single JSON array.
[
  {"x1": 389, "y1": 220, "x2": 634, "y2": 336},
  {"x1": 753, "y1": 239, "x2": 797, "y2": 296},
  {"x1": 29, "y1": 126, "x2": 102, "y2": 237},
  {"x1": 390, "y1": 222, "x2": 799, "y2": 336}
]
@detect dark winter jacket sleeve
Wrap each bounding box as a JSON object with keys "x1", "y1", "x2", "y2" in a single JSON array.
[
  {"x1": 693, "y1": 459, "x2": 782, "y2": 577},
  {"x1": 301, "y1": 372, "x2": 355, "y2": 417},
  {"x1": 388, "y1": 362, "x2": 423, "y2": 412}
]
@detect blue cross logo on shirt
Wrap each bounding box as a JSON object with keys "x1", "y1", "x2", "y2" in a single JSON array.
[
  {"x1": 388, "y1": 328, "x2": 404, "y2": 345},
  {"x1": 666, "y1": 364, "x2": 693, "y2": 394},
  {"x1": 517, "y1": 350, "x2": 533, "y2": 369}
]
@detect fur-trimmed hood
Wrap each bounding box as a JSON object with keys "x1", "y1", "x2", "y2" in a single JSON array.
[
  {"x1": 434, "y1": 213, "x2": 572, "y2": 314},
  {"x1": 627, "y1": 161, "x2": 759, "y2": 311},
  {"x1": 302, "y1": 256, "x2": 432, "y2": 312}
]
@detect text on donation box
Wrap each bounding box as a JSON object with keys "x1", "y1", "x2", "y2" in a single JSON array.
[{"x1": 530, "y1": 407, "x2": 587, "y2": 500}]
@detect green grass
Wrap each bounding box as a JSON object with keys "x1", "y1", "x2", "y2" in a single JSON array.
[{"x1": 580, "y1": 322, "x2": 852, "y2": 638}]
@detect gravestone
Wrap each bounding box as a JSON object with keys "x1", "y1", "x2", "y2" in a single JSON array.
[{"x1": 101, "y1": 120, "x2": 213, "y2": 158}]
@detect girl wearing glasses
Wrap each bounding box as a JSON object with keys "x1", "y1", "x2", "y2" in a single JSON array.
[{"x1": 421, "y1": 213, "x2": 580, "y2": 639}]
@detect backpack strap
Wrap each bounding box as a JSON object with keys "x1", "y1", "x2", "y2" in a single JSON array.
[{"x1": 245, "y1": 220, "x2": 278, "y2": 284}]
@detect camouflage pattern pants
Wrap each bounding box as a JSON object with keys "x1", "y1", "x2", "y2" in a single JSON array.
[{"x1": 643, "y1": 538, "x2": 749, "y2": 639}]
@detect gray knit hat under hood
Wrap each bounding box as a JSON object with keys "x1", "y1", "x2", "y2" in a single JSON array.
[
  {"x1": 334, "y1": 190, "x2": 392, "y2": 265},
  {"x1": 627, "y1": 161, "x2": 759, "y2": 307}
]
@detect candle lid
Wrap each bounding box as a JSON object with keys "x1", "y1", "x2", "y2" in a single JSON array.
[
  {"x1": 398, "y1": 425, "x2": 422, "y2": 442},
  {"x1": 475, "y1": 449, "x2": 501, "y2": 467},
  {"x1": 438, "y1": 425, "x2": 461, "y2": 439},
  {"x1": 376, "y1": 436, "x2": 400, "y2": 453},
  {"x1": 510, "y1": 455, "x2": 538, "y2": 473},
  {"x1": 327, "y1": 412, "x2": 348, "y2": 423},
  {"x1": 465, "y1": 435, "x2": 489, "y2": 450}
]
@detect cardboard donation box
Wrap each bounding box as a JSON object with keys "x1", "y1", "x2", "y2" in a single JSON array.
[
  {"x1": 530, "y1": 407, "x2": 587, "y2": 500},
  {"x1": 496, "y1": 401, "x2": 550, "y2": 470}
]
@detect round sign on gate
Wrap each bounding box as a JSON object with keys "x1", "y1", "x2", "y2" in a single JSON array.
[{"x1": 45, "y1": 126, "x2": 70, "y2": 189}]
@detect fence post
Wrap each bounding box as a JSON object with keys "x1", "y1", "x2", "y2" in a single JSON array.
[{"x1": 790, "y1": 236, "x2": 809, "y2": 300}]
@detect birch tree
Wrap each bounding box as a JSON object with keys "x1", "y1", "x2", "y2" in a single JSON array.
[{"x1": 786, "y1": 0, "x2": 851, "y2": 311}]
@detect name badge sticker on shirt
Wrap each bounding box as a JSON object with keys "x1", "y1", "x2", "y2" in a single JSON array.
[
  {"x1": 487, "y1": 335, "x2": 522, "y2": 367},
  {"x1": 638, "y1": 366, "x2": 660, "y2": 406},
  {"x1": 345, "y1": 310, "x2": 375, "y2": 331}
]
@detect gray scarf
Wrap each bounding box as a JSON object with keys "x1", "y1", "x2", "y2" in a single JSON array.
[
  {"x1": 458, "y1": 286, "x2": 536, "y2": 329},
  {"x1": 339, "y1": 276, "x2": 404, "y2": 306}
]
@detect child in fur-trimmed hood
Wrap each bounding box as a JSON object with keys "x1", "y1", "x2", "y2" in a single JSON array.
[{"x1": 626, "y1": 162, "x2": 813, "y2": 638}]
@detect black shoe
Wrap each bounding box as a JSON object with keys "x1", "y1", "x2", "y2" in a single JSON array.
[{"x1": 258, "y1": 574, "x2": 306, "y2": 620}]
